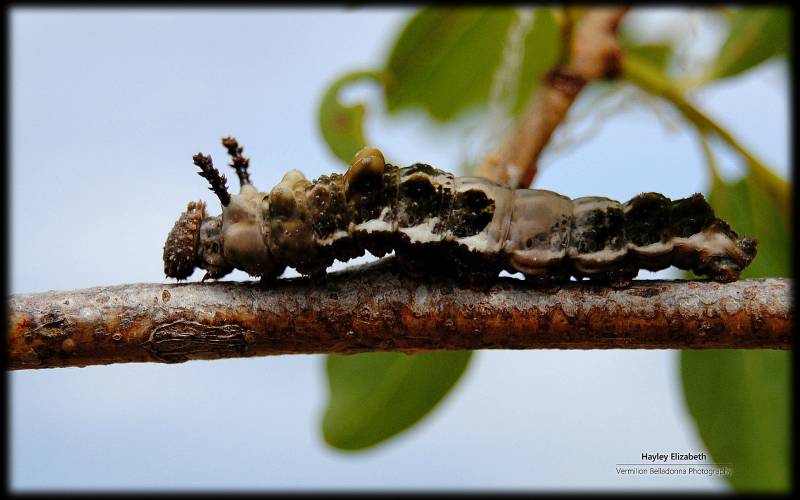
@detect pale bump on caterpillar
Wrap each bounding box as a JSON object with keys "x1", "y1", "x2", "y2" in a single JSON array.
[{"x1": 164, "y1": 138, "x2": 757, "y2": 287}]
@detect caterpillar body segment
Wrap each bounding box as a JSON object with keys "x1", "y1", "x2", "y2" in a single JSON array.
[{"x1": 164, "y1": 142, "x2": 757, "y2": 285}]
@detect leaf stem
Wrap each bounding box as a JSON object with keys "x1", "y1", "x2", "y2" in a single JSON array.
[
  {"x1": 621, "y1": 52, "x2": 789, "y2": 210},
  {"x1": 698, "y1": 132, "x2": 723, "y2": 185}
]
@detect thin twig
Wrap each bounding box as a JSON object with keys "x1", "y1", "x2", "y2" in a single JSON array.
[
  {"x1": 7, "y1": 259, "x2": 793, "y2": 370},
  {"x1": 476, "y1": 7, "x2": 630, "y2": 188}
]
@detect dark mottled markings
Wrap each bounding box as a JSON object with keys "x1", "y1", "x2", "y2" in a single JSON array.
[
  {"x1": 669, "y1": 193, "x2": 715, "y2": 238},
  {"x1": 403, "y1": 163, "x2": 439, "y2": 176},
  {"x1": 350, "y1": 172, "x2": 389, "y2": 224},
  {"x1": 432, "y1": 178, "x2": 455, "y2": 236},
  {"x1": 450, "y1": 189, "x2": 495, "y2": 237},
  {"x1": 532, "y1": 215, "x2": 571, "y2": 250},
  {"x1": 624, "y1": 193, "x2": 671, "y2": 246},
  {"x1": 606, "y1": 207, "x2": 626, "y2": 246},
  {"x1": 571, "y1": 198, "x2": 625, "y2": 254},
  {"x1": 347, "y1": 164, "x2": 398, "y2": 224},
  {"x1": 381, "y1": 164, "x2": 401, "y2": 222},
  {"x1": 396, "y1": 164, "x2": 445, "y2": 227},
  {"x1": 308, "y1": 173, "x2": 350, "y2": 239},
  {"x1": 363, "y1": 165, "x2": 402, "y2": 258}
]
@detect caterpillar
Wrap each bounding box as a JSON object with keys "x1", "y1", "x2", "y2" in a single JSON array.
[{"x1": 163, "y1": 138, "x2": 757, "y2": 287}]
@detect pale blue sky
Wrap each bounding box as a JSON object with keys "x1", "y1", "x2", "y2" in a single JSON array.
[{"x1": 10, "y1": 8, "x2": 788, "y2": 491}]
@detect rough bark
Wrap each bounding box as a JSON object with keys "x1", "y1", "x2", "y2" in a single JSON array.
[
  {"x1": 6, "y1": 259, "x2": 793, "y2": 370},
  {"x1": 476, "y1": 7, "x2": 629, "y2": 187}
]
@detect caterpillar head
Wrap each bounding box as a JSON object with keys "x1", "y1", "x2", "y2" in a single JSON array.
[
  {"x1": 163, "y1": 200, "x2": 233, "y2": 280},
  {"x1": 165, "y1": 138, "x2": 286, "y2": 281},
  {"x1": 163, "y1": 201, "x2": 205, "y2": 279}
]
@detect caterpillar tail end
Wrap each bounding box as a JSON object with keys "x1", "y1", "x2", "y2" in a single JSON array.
[
  {"x1": 707, "y1": 236, "x2": 758, "y2": 283},
  {"x1": 163, "y1": 200, "x2": 206, "y2": 279},
  {"x1": 737, "y1": 236, "x2": 758, "y2": 265}
]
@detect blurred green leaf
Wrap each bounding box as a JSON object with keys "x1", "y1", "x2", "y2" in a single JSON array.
[
  {"x1": 621, "y1": 40, "x2": 672, "y2": 73},
  {"x1": 681, "y1": 168, "x2": 791, "y2": 492},
  {"x1": 681, "y1": 350, "x2": 790, "y2": 492},
  {"x1": 318, "y1": 70, "x2": 380, "y2": 164},
  {"x1": 511, "y1": 9, "x2": 561, "y2": 115},
  {"x1": 618, "y1": 22, "x2": 675, "y2": 73},
  {"x1": 385, "y1": 8, "x2": 561, "y2": 121},
  {"x1": 711, "y1": 7, "x2": 789, "y2": 80},
  {"x1": 384, "y1": 8, "x2": 516, "y2": 121},
  {"x1": 322, "y1": 351, "x2": 472, "y2": 450}
]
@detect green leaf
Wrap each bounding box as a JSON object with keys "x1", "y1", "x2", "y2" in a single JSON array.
[
  {"x1": 681, "y1": 169, "x2": 791, "y2": 492},
  {"x1": 681, "y1": 350, "x2": 790, "y2": 492},
  {"x1": 384, "y1": 8, "x2": 516, "y2": 121},
  {"x1": 385, "y1": 8, "x2": 561, "y2": 122},
  {"x1": 621, "y1": 40, "x2": 672, "y2": 73},
  {"x1": 322, "y1": 350, "x2": 472, "y2": 450},
  {"x1": 511, "y1": 9, "x2": 561, "y2": 115},
  {"x1": 711, "y1": 7, "x2": 789, "y2": 80},
  {"x1": 318, "y1": 70, "x2": 380, "y2": 164},
  {"x1": 618, "y1": 21, "x2": 674, "y2": 73}
]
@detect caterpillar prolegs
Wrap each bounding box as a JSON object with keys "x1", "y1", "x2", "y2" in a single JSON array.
[{"x1": 163, "y1": 139, "x2": 757, "y2": 287}]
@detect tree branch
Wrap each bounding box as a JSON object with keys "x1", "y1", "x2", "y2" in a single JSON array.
[
  {"x1": 476, "y1": 7, "x2": 629, "y2": 187},
  {"x1": 7, "y1": 259, "x2": 792, "y2": 370}
]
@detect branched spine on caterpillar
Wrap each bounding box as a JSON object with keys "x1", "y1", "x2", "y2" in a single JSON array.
[{"x1": 164, "y1": 137, "x2": 757, "y2": 287}]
